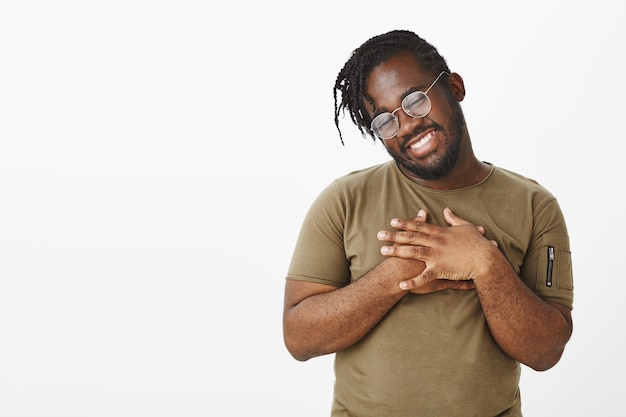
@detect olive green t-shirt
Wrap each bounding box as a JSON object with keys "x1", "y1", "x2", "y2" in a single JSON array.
[{"x1": 287, "y1": 161, "x2": 573, "y2": 417}]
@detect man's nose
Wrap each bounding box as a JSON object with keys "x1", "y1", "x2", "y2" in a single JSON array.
[{"x1": 396, "y1": 109, "x2": 423, "y2": 137}]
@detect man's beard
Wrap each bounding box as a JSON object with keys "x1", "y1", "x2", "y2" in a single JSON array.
[{"x1": 389, "y1": 105, "x2": 466, "y2": 181}]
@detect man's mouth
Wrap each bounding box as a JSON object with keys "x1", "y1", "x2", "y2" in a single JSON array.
[{"x1": 407, "y1": 130, "x2": 435, "y2": 151}]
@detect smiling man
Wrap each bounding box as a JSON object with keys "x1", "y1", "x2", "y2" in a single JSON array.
[{"x1": 283, "y1": 30, "x2": 573, "y2": 417}]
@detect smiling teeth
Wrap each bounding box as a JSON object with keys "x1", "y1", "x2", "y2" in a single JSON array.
[{"x1": 409, "y1": 132, "x2": 433, "y2": 149}]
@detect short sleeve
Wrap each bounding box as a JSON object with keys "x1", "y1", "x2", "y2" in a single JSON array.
[
  {"x1": 285, "y1": 180, "x2": 351, "y2": 287},
  {"x1": 519, "y1": 199, "x2": 574, "y2": 310}
]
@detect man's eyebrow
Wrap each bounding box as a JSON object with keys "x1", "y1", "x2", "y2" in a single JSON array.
[
  {"x1": 400, "y1": 85, "x2": 423, "y2": 100},
  {"x1": 364, "y1": 86, "x2": 421, "y2": 116}
]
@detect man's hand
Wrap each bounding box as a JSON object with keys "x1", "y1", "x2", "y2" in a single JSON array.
[{"x1": 377, "y1": 207, "x2": 498, "y2": 291}]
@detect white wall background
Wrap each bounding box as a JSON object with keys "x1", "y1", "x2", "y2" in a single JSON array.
[{"x1": 0, "y1": 1, "x2": 624, "y2": 416}]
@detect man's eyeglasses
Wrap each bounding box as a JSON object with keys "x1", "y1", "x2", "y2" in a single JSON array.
[{"x1": 370, "y1": 71, "x2": 449, "y2": 140}]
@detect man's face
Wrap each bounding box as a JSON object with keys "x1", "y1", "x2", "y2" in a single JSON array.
[{"x1": 363, "y1": 51, "x2": 466, "y2": 181}]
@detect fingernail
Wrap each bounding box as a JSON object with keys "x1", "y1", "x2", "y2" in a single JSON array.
[
  {"x1": 399, "y1": 281, "x2": 409, "y2": 290},
  {"x1": 381, "y1": 246, "x2": 390, "y2": 254},
  {"x1": 417, "y1": 209, "x2": 425, "y2": 218}
]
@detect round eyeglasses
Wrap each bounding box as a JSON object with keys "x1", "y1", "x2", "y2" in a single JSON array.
[{"x1": 370, "y1": 71, "x2": 449, "y2": 140}]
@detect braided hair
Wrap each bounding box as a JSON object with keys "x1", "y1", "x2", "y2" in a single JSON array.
[{"x1": 333, "y1": 30, "x2": 451, "y2": 145}]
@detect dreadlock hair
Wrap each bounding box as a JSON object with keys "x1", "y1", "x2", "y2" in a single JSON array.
[{"x1": 333, "y1": 30, "x2": 451, "y2": 145}]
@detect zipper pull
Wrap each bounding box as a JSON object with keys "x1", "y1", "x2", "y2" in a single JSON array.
[{"x1": 546, "y1": 246, "x2": 555, "y2": 287}]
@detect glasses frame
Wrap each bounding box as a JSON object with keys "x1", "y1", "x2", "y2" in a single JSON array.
[{"x1": 370, "y1": 71, "x2": 450, "y2": 140}]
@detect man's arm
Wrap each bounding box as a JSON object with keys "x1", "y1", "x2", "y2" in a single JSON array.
[
  {"x1": 284, "y1": 209, "x2": 482, "y2": 362},
  {"x1": 377, "y1": 207, "x2": 573, "y2": 371},
  {"x1": 283, "y1": 257, "x2": 478, "y2": 361},
  {"x1": 283, "y1": 257, "x2": 418, "y2": 361},
  {"x1": 473, "y1": 259, "x2": 572, "y2": 371}
]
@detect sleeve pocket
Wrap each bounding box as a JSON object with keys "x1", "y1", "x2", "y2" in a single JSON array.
[{"x1": 533, "y1": 233, "x2": 574, "y2": 308}]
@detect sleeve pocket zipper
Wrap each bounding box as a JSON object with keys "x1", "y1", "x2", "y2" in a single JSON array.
[{"x1": 546, "y1": 246, "x2": 555, "y2": 287}]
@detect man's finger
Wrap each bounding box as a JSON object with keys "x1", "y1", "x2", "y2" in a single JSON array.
[{"x1": 443, "y1": 207, "x2": 473, "y2": 227}]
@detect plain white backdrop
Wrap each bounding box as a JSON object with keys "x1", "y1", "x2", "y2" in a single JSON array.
[{"x1": 0, "y1": 1, "x2": 624, "y2": 416}]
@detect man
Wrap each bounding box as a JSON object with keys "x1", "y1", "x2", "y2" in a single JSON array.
[{"x1": 282, "y1": 30, "x2": 573, "y2": 417}]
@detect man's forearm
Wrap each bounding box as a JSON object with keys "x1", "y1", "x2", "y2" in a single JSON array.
[
  {"x1": 474, "y1": 254, "x2": 572, "y2": 371},
  {"x1": 283, "y1": 258, "x2": 419, "y2": 361}
]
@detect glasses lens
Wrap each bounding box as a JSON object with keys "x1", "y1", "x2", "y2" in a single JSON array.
[
  {"x1": 371, "y1": 113, "x2": 398, "y2": 139},
  {"x1": 402, "y1": 92, "x2": 431, "y2": 117}
]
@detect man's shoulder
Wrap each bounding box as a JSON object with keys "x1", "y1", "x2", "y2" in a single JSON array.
[
  {"x1": 491, "y1": 165, "x2": 550, "y2": 191},
  {"x1": 313, "y1": 161, "x2": 396, "y2": 205},
  {"x1": 488, "y1": 165, "x2": 558, "y2": 212},
  {"x1": 334, "y1": 160, "x2": 395, "y2": 185}
]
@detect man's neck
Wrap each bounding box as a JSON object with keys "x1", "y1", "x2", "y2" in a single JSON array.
[{"x1": 399, "y1": 158, "x2": 492, "y2": 190}]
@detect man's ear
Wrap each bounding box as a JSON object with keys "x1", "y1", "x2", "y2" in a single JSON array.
[{"x1": 448, "y1": 72, "x2": 466, "y2": 102}]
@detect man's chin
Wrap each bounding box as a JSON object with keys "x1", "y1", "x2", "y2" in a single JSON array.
[{"x1": 395, "y1": 157, "x2": 452, "y2": 181}]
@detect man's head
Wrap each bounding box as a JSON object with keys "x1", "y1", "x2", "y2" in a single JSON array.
[
  {"x1": 334, "y1": 30, "x2": 470, "y2": 182},
  {"x1": 333, "y1": 30, "x2": 451, "y2": 144}
]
